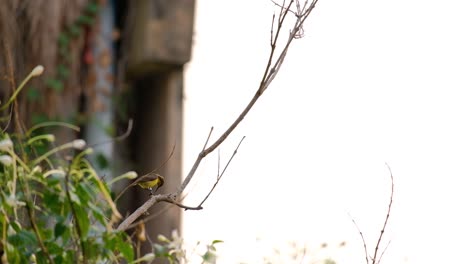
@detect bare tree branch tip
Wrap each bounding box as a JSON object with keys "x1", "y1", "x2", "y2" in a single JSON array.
[{"x1": 117, "y1": 0, "x2": 320, "y2": 230}]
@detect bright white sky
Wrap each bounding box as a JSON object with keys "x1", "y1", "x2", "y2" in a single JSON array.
[{"x1": 183, "y1": 1, "x2": 468, "y2": 263}]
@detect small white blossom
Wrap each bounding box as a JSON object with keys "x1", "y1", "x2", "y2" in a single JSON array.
[
  {"x1": 72, "y1": 139, "x2": 86, "y2": 150},
  {"x1": 43, "y1": 169, "x2": 66, "y2": 178},
  {"x1": 31, "y1": 65, "x2": 44, "y2": 77},
  {"x1": 124, "y1": 171, "x2": 138, "y2": 180},
  {"x1": 6, "y1": 194, "x2": 25, "y2": 208},
  {"x1": 43, "y1": 134, "x2": 55, "y2": 142},
  {"x1": 157, "y1": 234, "x2": 170, "y2": 243},
  {"x1": 30, "y1": 254, "x2": 37, "y2": 263},
  {"x1": 139, "y1": 253, "x2": 155, "y2": 262},
  {"x1": 0, "y1": 139, "x2": 13, "y2": 151},
  {"x1": 32, "y1": 166, "x2": 42, "y2": 174},
  {"x1": 7, "y1": 225, "x2": 16, "y2": 236},
  {"x1": 0, "y1": 155, "x2": 13, "y2": 166}
]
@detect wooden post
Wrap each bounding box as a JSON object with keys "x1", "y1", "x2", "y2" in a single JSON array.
[
  {"x1": 132, "y1": 68, "x2": 184, "y2": 253},
  {"x1": 121, "y1": 0, "x2": 194, "y2": 256}
]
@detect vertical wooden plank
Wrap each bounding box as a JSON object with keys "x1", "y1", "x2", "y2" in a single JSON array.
[{"x1": 132, "y1": 67, "x2": 184, "y2": 254}]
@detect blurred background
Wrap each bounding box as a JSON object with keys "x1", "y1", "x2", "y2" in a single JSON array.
[
  {"x1": 184, "y1": 0, "x2": 468, "y2": 263},
  {"x1": 1, "y1": 0, "x2": 468, "y2": 263}
]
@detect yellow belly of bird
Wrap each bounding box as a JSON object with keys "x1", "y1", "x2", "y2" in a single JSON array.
[{"x1": 137, "y1": 178, "x2": 162, "y2": 189}]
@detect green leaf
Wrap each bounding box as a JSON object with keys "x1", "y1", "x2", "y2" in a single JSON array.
[
  {"x1": 45, "y1": 176, "x2": 61, "y2": 187},
  {"x1": 54, "y1": 221, "x2": 67, "y2": 239},
  {"x1": 57, "y1": 64, "x2": 70, "y2": 79},
  {"x1": 8, "y1": 230, "x2": 37, "y2": 248},
  {"x1": 10, "y1": 221, "x2": 22, "y2": 232},
  {"x1": 43, "y1": 191, "x2": 65, "y2": 214},
  {"x1": 104, "y1": 125, "x2": 115, "y2": 137},
  {"x1": 44, "y1": 241, "x2": 62, "y2": 256},
  {"x1": 95, "y1": 152, "x2": 109, "y2": 169},
  {"x1": 104, "y1": 232, "x2": 133, "y2": 261},
  {"x1": 74, "y1": 205, "x2": 90, "y2": 237},
  {"x1": 59, "y1": 46, "x2": 70, "y2": 59},
  {"x1": 85, "y1": 2, "x2": 99, "y2": 14},
  {"x1": 58, "y1": 33, "x2": 70, "y2": 47},
  {"x1": 75, "y1": 182, "x2": 94, "y2": 204},
  {"x1": 31, "y1": 114, "x2": 48, "y2": 125},
  {"x1": 69, "y1": 24, "x2": 82, "y2": 38},
  {"x1": 115, "y1": 233, "x2": 134, "y2": 261},
  {"x1": 76, "y1": 15, "x2": 95, "y2": 26},
  {"x1": 45, "y1": 78, "x2": 64, "y2": 92},
  {"x1": 88, "y1": 202, "x2": 106, "y2": 225},
  {"x1": 27, "y1": 87, "x2": 40, "y2": 101},
  {"x1": 211, "y1": 240, "x2": 224, "y2": 245}
]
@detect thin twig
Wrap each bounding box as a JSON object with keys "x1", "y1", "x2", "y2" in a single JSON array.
[
  {"x1": 270, "y1": 0, "x2": 296, "y2": 15},
  {"x1": 197, "y1": 136, "x2": 245, "y2": 208},
  {"x1": 177, "y1": 1, "x2": 318, "y2": 198},
  {"x1": 372, "y1": 163, "x2": 394, "y2": 263},
  {"x1": 160, "y1": 197, "x2": 203, "y2": 211},
  {"x1": 377, "y1": 240, "x2": 391, "y2": 264},
  {"x1": 348, "y1": 212, "x2": 369, "y2": 264},
  {"x1": 349, "y1": 163, "x2": 395, "y2": 264},
  {"x1": 89, "y1": 118, "x2": 134, "y2": 148},
  {"x1": 118, "y1": 1, "x2": 320, "y2": 230}
]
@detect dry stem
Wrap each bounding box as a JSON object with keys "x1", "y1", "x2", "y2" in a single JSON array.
[
  {"x1": 117, "y1": 0, "x2": 320, "y2": 231},
  {"x1": 350, "y1": 164, "x2": 395, "y2": 264}
]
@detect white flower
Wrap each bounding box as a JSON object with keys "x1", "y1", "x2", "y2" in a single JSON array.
[
  {"x1": 139, "y1": 253, "x2": 155, "y2": 262},
  {"x1": 32, "y1": 166, "x2": 42, "y2": 174},
  {"x1": 72, "y1": 139, "x2": 86, "y2": 150},
  {"x1": 7, "y1": 225, "x2": 16, "y2": 236},
  {"x1": 0, "y1": 139, "x2": 13, "y2": 151},
  {"x1": 157, "y1": 234, "x2": 170, "y2": 243},
  {"x1": 6, "y1": 194, "x2": 25, "y2": 208},
  {"x1": 42, "y1": 134, "x2": 55, "y2": 142},
  {"x1": 43, "y1": 169, "x2": 66, "y2": 178},
  {"x1": 31, "y1": 65, "x2": 44, "y2": 77},
  {"x1": 124, "y1": 171, "x2": 138, "y2": 180},
  {"x1": 0, "y1": 155, "x2": 13, "y2": 166}
]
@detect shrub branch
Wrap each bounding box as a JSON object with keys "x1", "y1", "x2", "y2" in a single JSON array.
[{"x1": 117, "y1": 0, "x2": 320, "y2": 231}]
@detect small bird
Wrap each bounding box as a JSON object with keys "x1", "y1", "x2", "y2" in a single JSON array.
[{"x1": 134, "y1": 173, "x2": 165, "y2": 195}]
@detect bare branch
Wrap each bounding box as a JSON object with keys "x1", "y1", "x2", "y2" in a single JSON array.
[
  {"x1": 117, "y1": 194, "x2": 172, "y2": 231},
  {"x1": 377, "y1": 240, "x2": 391, "y2": 264},
  {"x1": 197, "y1": 136, "x2": 245, "y2": 208},
  {"x1": 372, "y1": 163, "x2": 394, "y2": 263},
  {"x1": 118, "y1": 1, "x2": 321, "y2": 229},
  {"x1": 159, "y1": 197, "x2": 203, "y2": 211},
  {"x1": 89, "y1": 119, "x2": 134, "y2": 148},
  {"x1": 114, "y1": 143, "x2": 176, "y2": 202},
  {"x1": 348, "y1": 212, "x2": 369, "y2": 264},
  {"x1": 177, "y1": 126, "x2": 214, "y2": 196},
  {"x1": 270, "y1": 0, "x2": 296, "y2": 16},
  {"x1": 350, "y1": 163, "x2": 395, "y2": 264},
  {"x1": 177, "y1": 0, "x2": 319, "y2": 198}
]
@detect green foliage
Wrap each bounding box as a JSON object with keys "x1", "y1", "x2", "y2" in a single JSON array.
[
  {"x1": 45, "y1": 78, "x2": 64, "y2": 92},
  {"x1": 0, "y1": 68, "x2": 222, "y2": 263},
  {"x1": 27, "y1": 87, "x2": 40, "y2": 102},
  {"x1": 0, "y1": 133, "x2": 132, "y2": 263}
]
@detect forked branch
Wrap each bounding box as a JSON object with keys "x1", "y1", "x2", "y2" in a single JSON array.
[
  {"x1": 177, "y1": 0, "x2": 319, "y2": 197},
  {"x1": 117, "y1": 0, "x2": 320, "y2": 231},
  {"x1": 350, "y1": 164, "x2": 395, "y2": 264}
]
